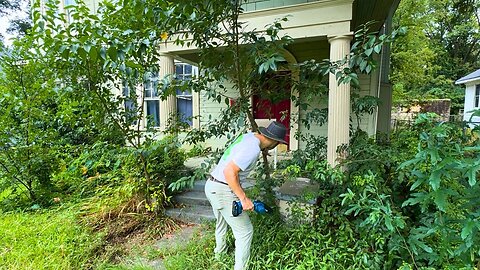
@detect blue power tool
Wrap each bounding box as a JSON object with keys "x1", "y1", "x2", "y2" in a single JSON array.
[{"x1": 232, "y1": 200, "x2": 272, "y2": 217}]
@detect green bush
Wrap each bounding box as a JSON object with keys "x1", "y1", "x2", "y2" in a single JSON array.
[
  {"x1": 341, "y1": 113, "x2": 480, "y2": 268},
  {"x1": 396, "y1": 114, "x2": 480, "y2": 268},
  {"x1": 53, "y1": 142, "x2": 127, "y2": 198},
  {"x1": 52, "y1": 136, "x2": 186, "y2": 212}
]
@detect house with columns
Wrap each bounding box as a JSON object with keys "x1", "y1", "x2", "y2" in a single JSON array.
[
  {"x1": 50, "y1": 0, "x2": 400, "y2": 166},
  {"x1": 158, "y1": 0, "x2": 401, "y2": 166}
]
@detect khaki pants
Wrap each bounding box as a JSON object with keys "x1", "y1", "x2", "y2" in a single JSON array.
[{"x1": 205, "y1": 180, "x2": 253, "y2": 270}]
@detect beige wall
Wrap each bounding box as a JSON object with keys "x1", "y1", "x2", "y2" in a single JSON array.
[{"x1": 296, "y1": 71, "x2": 380, "y2": 150}]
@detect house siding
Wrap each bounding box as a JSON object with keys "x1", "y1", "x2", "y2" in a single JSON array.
[
  {"x1": 463, "y1": 82, "x2": 480, "y2": 125},
  {"x1": 200, "y1": 71, "x2": 379, "y2": 151},
  {"x1": 297, "y1": 72, "x2": 378, "y2": 150},
  {"x1": 199, "y1": 81, "x2": 240, "y2": 150}
]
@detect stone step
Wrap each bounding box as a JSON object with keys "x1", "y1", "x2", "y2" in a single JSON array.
[
  {"x1": 174, "y1": 190, "x2": 210, "y2": 206},
  {"x1": 189, "y1": 180, "x2": 207, "y2": 192},
  {"x1": 165, "y1": 205, "x2": 215, "y2": 224}
]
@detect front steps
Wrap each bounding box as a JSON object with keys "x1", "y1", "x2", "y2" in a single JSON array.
[
  {"x1": 165, "y1": 180, "x2": 216, "y2": 224},
  {"x1": 166, "y1": 179, "x2": 256, "y2": 224}
]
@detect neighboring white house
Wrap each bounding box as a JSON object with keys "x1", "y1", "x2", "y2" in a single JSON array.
[{"x1": 455, "y1": 69, "x2": 480, "y2": 126}]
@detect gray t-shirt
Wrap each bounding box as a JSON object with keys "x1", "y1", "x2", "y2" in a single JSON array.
[{"x1": 210, "y1": 132, "x2": 261, "y2": 184}]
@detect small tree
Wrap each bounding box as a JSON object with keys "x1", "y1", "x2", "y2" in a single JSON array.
[{"x1": 0, "y1": 47, "x2": 59, "y2": 204}]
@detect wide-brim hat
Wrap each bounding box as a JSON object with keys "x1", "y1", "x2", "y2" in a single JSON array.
[{"x1": 259, "y1": 121, "x2": 288, "y2": 144}]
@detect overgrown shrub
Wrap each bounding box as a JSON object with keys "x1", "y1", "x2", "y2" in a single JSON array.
[
  {"x1": 396, "y1": 113, "x2": 480, "y2": 268},
  {"x1": 342, "y1": 113, "x2": 480, "y2": 268},
  {"x1": 52, "y1": 136, "x2": 186, "y2": 213}
]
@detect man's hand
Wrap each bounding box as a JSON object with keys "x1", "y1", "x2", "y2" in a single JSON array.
[{"x1": 241, "y1": 197, "x2": 254, "y2": 211}]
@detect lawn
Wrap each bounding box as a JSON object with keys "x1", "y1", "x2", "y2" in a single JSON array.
[{"x1": 0, "y1": 206, "x2": 102, "y2": 270}]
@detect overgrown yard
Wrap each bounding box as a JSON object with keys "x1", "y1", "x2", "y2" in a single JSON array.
[
  {"x1": 1, "y1": 0, "x2": 480, "y2": 269},
  {"x1": 2, "y1": 115, "x2": 480, "y2": 269}
]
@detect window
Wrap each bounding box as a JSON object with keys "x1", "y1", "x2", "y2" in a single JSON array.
[
  {"x1": 64, "y1": 0, "x2": 76, "y2": 23},
  {"x1": 475, "y1": 85, "x2": 480, "y2": 108},
  {"x1": 144, "y1": 72, "x2": 160, "y2": 127},
  {"x1": 175, "y1": 63, "x2": 197, "y2": 126},
  {"x1": 122, "y1": 80, "x2": 137, "y2": 125}
]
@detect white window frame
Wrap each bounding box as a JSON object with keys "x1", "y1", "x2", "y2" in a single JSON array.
[
  {"x1": 175, "y1": 62, "x2": 198, "y2": 126},
  {"x1": 63, "y1": 0, "x2": 77, "y2": 23},
  {"x1": 144, "y1": 72, "x2": 161, "y2": 128}
]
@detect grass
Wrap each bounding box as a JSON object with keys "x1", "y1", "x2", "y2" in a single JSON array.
[
  {"x1": 0, "y1": 186, "x2": 183, "y2": 270},
  {"x1": 158, "y1": 223, "x2": 234, "y2": 270},
  {"x1": 0, "y1": 206, "x2": 103, "y2": 270}
]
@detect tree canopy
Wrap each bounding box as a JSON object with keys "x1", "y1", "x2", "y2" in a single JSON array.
[{"x1": 391, "y1": 0, "x2": 480, "y2": 113}]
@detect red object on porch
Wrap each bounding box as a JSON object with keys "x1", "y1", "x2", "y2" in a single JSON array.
[{"x1": 252, "y1": 71, "x2": 291, "y2": 147}]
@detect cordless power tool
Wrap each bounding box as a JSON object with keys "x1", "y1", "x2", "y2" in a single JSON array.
[{"x1": 232, "y1": 200, "x2": 272, "y2": 217}]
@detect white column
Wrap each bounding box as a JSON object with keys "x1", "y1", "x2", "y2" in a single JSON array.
[
  {"x1": 192, "y1": 66, "x2": 201, "y2": 129},
  {"x1": 159, "y1": 53, "x2": 176, "y2": 131},
  {"x1": 327, "y1": 35, "x2": 352, "y2": 166}
]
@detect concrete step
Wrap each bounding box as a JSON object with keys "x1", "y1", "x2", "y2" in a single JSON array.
[
  {"x1": 165, "y1": 179, "x2": 256, "y2": 224},
  {"x1": 189, "y1": 180, "x2": 207, "y2": 192},
  {"x1": 165, "y1": 205, "x2": 215, "y2": 224},
  {"x1": 174, "y1": 190, "x2": 210, "y2": 206}
]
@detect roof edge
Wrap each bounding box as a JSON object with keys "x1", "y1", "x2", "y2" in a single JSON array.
[{"x1": 455, "y1": 77, "x2": 480, "y2": 85}]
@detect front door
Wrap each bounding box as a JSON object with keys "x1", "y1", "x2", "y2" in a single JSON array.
[{"x1": 252, "y1": 71, "x2": 291, "y2": 147}]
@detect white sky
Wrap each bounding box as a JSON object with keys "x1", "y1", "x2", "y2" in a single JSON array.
[{"x1": 0, "y1": 1, "x2": 29, "y2": 46}]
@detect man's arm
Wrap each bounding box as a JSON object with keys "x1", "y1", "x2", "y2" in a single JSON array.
[{"x1": 223, "y1": 161, "x2": 254, "y2": 211}]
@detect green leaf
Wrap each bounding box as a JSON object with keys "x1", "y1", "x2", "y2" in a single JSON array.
[
  {"x1": 77, "y1": 47, "x2": 87, "y2": 61},
  {"x1": 61, "y1": 47, "x2": 70, "y2": 59},
  {"x1": 466, "y1": 164, "x2": 479, "y2": 186},
  {"x1": 364, "y1": 48, "x2": 373, "y2": 56},
  {"x1": 71, "y1": 43, "x2": 79, "y2": 53},
  {"x1": 359, "y1": 60, "x2": 367, "y2": 71},
  {"x1": 417, "y1": 242, "x2": 433, "y2": 253},
  {"x1": 433, "y1": 189, "x2": 447, "y2": 212},
  {"x1": 84, "y1": 43, "x2": 91, "y2": 53},
  {"x1": 402, "y1": 192, "x2": 426, "y2": 207},
  {"x1": 461, "y1": 220, "x2": 475, "y2": 240},
  {"x1": 365, "y1": 65, "x2": 372, "y2": 74},
  {"x1": 427, "y1": 148, "x2": 439, "y2": 164},
  {"x1": 428, "y1": 169, "x2": 441, "y2": 190},
  {"x1": 89, "y1": 47, "x2": 98, "y2": 62},
  {"x1": 410, "y1": 178, "x2": 424, "y2": 191},
  {"x1": 118, "y1": 50, "x2": 125, "y2": 61},
  {"x1": 99, "y1": 46, "x2": 107, "y2": 60},
  {"x1": 107, "y1": 46, "x2": 117, "y2": 61},
  {"x1": 399, "y1": 158, "x2": 421, "y2": 169},
  {"x1": 384, "y1": 216, "x2": 394, "y2": 231}
]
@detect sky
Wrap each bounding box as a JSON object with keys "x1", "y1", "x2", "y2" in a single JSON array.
[{"x1": 0, "y1": 1, "x2": 29, "y2": 46}]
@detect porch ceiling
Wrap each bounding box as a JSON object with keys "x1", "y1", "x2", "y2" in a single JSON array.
[{"x1": 351, "y1": 0, "x2": 400, "y2": 32}]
